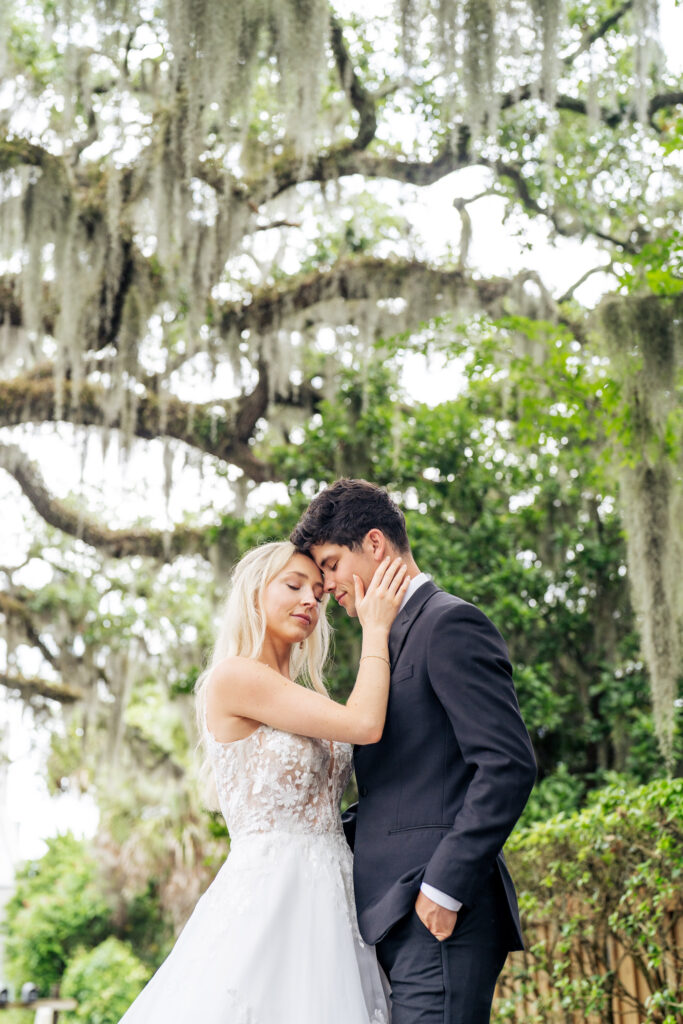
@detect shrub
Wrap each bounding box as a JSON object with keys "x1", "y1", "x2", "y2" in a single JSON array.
[
  {"x1": 2, "y1": 830, "x2": 174, "y2": 997},
  {"x1": 515, "y1": 762, "x2": 585, "y2": 828},
  {"x1": 496, "y1": 778, "x2": 683, "y2": 1022},
  {"x1": 2, "y1": 834, "x2": 112, "y2": 994},
  {"x1": 61, "y1": 937, "x2": 151, "y2": 1024}
]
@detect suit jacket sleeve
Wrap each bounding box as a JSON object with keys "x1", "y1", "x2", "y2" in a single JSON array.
[
  {"x1": 342, "y1": 801, "x2": 358, "y2": 852},
  {"x1": 422, "y1": 601, "x2": 536, "y2": 906}
]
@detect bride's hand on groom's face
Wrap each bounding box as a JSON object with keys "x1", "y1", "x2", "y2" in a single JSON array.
[
  {"x1": 354, "y1": 557, "x2": 409, "y2": 633},
  {"x1": 414, "y1": 890, "x2": 458, "y2": 942}
]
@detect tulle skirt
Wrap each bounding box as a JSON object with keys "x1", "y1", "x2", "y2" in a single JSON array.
[{"x1": 118, "y1": 830, "x2": 389, "y2": 1023}]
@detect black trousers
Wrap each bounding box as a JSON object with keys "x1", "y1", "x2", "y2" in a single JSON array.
[{"x1": 375, "y1": 873, "x2": 511, "y2": 1024}]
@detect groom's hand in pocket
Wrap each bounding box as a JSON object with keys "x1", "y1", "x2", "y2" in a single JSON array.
[{"x1": 414, "y1": 890, "x2": 458, "y2": 941}]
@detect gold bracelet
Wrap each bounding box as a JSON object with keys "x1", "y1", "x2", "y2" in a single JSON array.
[{"x1": 360, "y1": 654, "x2": 390, "y2": 666}]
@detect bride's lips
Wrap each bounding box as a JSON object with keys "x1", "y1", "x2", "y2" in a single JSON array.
[{"x1": 292, "y1": 613, "x2": 311, "y2": 625}]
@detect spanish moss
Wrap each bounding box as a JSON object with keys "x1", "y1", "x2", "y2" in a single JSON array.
[{"x1": 600, "y1": 294, "x2": 683, "y2": 770}]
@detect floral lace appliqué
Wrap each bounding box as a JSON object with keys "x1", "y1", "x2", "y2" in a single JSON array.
[{"x1": 205, "y1": 724, "x2": 353, "y2": 838}]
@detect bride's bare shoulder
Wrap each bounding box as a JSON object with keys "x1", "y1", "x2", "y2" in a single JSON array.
[{"x1": 209, "y1": 656, "x2": 279, "y2": 691}]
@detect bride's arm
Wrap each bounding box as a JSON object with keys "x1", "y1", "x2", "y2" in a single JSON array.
[{"x1": 207, "y1": 557, "x2": 408, "y2": 745}]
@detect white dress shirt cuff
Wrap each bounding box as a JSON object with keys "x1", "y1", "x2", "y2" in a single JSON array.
[{"x1": 420, "y1": 882, "x2": 462, "y2": 912}]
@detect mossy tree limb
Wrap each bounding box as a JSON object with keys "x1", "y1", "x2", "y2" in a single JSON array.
[
  {"x1": 600, "y1": 294, "x2": 683, "y2": 771},
  {"x1": 0, "y1": 442, "x2": 239, "y2": 562},
  {"x1": 0, "y1": 673, "x2": 86, "y2": 704}
]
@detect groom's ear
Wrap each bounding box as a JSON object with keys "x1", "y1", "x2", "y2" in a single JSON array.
[{"x1": 363, "y1": 529, "x2": 388, "y2": 562}]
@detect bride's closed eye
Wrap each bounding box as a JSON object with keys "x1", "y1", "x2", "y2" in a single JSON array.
[{"x1": 287, "y1": 584, "x2": 323, "y2": 603}]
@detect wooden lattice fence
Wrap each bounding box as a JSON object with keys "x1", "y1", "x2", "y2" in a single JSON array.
[{"x1": 494, "y1": 903, "x2": 683, "y2": 1023}]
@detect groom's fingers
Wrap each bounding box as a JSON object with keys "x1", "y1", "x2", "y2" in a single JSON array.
[{"x1": 415, "y1": 891, "x2": 458, "y2": 942}]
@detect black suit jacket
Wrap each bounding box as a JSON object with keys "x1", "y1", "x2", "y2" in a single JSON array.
[{"x1": 343, "y1": 581, "x2": 536, "y2": 947}]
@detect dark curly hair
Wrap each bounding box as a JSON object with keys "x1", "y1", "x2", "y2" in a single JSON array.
[{"x1": 290, "y1": 479, "x2": 410, "y2": 554}]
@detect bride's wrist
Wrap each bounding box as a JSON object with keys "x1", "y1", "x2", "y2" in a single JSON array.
[
  {"x1": 360, "y1": 653, "x2": 390, "y2": 667},
  {"x1": 361, "y1": 633, "x2": 390, "y2": 658}
]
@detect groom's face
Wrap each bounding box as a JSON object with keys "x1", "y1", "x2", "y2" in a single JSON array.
[{"x1": 310, "y1": 538, "x2": 379, "y2": 618}]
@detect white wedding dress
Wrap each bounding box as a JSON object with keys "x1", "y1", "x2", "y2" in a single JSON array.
[{"x1": 118, "y1": 723, "x2": 389, "y2": 1023}]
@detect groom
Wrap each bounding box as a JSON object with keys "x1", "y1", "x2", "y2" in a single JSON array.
[{"x1": 291, "y1": 479, "x2": 536, "y2": 1024}]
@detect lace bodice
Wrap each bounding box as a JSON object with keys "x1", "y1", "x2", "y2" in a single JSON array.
[{"x1": 206, "y1": 725, "x2": 353, "y2": 839}]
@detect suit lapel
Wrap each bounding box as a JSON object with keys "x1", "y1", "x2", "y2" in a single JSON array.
[{"x1": 388, "y1": 580, "x2": 440, "y2": 667}]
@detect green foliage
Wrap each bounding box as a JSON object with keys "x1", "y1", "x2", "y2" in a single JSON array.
[
  {"x1": 515, "y1": 762, "x2": 586, "y2": 827},
  {"x1": 498, "y1": 778, "x2": 683, "y2": 1021},
  {"x1": 109, "y1": 879, "x2": 173, "y2": 970},
  {"x1": 2, "y1": 831, "x2": 172, "y2": 1002},
  {"x1": 5, "y1": 9, "x2": 61, "y2": 90},
  {"x1": 2, "y1": 834, "x2": 112, "y2": 995},
  {"x1": 61, "y1": 938, "x2": 151, "y2": 1024},
  {"x1": 258, "y1": 322, "x2": 679, "y2": 782},
  {"x1": 614, "y1": 233, "x2": 683, "y2": 296}
]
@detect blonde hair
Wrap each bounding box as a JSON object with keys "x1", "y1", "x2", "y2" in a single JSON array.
[{"x1": 195, "y1": 541, "x2": 331, "y2": 804}]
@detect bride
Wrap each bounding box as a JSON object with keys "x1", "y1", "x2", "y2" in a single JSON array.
[{"x1": 118, "y1": 540, "x2": 408, "y2": 1024}]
